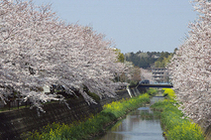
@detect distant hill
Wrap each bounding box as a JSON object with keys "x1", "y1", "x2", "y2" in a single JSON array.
[{"x1": 125, "y1": 51, "x2": 173, "y2": 69}]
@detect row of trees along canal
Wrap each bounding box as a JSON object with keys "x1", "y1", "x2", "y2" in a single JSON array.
[
  {"x1": 169, "y1": 0, "x2": 211, "y2": 128},
  {"x1": 1, "y1": 0, "x2": 210, "y2": 132},
  {"x1": 0, "y1": 0, "x2": 139, "y2": 112},
  {"x1": 0, "y1": 0, "x2": 177, "y2": 112}
]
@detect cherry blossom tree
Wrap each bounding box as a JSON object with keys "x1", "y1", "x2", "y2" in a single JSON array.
[
  {"x1": 140, "y1": 68, "x2": 155, "y2": 83},
  {"x1": 0, "y1": 0, "x2": 129, "y2": 111},
  {"x1": 169, "y1": 0, "x2": 211, "y2": 127}
]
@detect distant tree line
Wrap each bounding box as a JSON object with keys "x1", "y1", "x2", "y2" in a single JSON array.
[{"x1": 125, "y1": 50, "x2": 176, "y2": 69}]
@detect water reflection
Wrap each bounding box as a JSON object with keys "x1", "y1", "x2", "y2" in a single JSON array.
[{"x1": 98, "y1": 106, "x2": 164, "y2": 140}]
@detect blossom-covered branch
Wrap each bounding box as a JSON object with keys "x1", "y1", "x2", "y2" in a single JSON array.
[
  {"x1": 0, "y1": 0, "x2": 129, "y2": 111},
  {"x1": 169, "y1": 0, "x2": 211, "y2": 127}
]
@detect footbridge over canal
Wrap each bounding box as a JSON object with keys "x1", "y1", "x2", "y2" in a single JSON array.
[
  {"x1": 138, "y1": 83, "x2": 173, "y2": 88},
  {"x1": 126, "y1": 83, "x2": 173, "y2": 98}
]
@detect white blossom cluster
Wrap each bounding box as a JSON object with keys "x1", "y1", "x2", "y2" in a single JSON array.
[
  {"x1": 169, "y1": 0, "x2": 211, "y2": 127},
  {"x1": 0, "y1": 0, "x2": 129, "y2": 111}
]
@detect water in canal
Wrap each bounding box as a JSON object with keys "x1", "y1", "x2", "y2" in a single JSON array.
[{"x1": 98, "y1": 96, "x2": 165, "y2": 140}]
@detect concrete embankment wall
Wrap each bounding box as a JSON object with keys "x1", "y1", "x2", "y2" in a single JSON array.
[
  {"x1": 204, "y1": 125, "x2": 211, "y2": 140},
  {"x1": 0, "y1": 89, "x2": 140, "y2": 140},
  {"x1": 199, "y1": 121, "x2": 211, "y2": 140}
]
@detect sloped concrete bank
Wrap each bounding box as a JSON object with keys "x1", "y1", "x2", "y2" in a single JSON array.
[
  {"x1": 0, "y1": 89, "x2": 139, "y2": 140},
  {"x1": 199, "y1": 121, "x2": 211, "y2": 140},
  {"x1": 204, "y1": 125, "x2": 211, "y2": 140}
]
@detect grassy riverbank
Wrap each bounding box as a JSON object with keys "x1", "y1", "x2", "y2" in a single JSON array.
[
  {"x1": 151, "y1": 88, "x2": 204, "y2": 140},
  {"x1": 26, "y1": 89, "x2": 157, "y2": 140}
]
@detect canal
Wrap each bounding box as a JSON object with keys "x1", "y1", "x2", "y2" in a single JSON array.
[{"x1": 97, "y1": 96, "x2": 164, "y2": 140}]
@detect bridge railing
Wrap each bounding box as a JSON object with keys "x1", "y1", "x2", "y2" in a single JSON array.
[{"x1": 138, "y1": 83, "x2": 173, "y2": 88}]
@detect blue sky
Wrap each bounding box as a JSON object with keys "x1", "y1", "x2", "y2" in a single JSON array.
[{"x1": 33, "y1": 0, "x2": 198, "y2": 53}]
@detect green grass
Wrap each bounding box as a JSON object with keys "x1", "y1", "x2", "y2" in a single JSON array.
[
  {"x1": 147, "y1": 88, "x2": 158, "y2": 96},
  {"x1": 25, "y1": 90, "x2": 154, "y2": 140},
  {"x1": 151, "y1": 88, "x2": 204, "y2": 140}
]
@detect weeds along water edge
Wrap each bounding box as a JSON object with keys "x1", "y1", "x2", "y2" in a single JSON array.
[
  {"x1": 151, "y1": 88, "x2": 205, "y2": 140},
  {"x1": 25, "y1": 89, "x2": 156, "y2": 140}
]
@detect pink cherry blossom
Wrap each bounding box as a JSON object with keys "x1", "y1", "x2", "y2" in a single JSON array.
[
  {"x1": 170, "y1": 0, "x2": 211, "y2": 127},
  {"x1": 0, "y1": 0, "x2": 129, "y2": 111}
]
